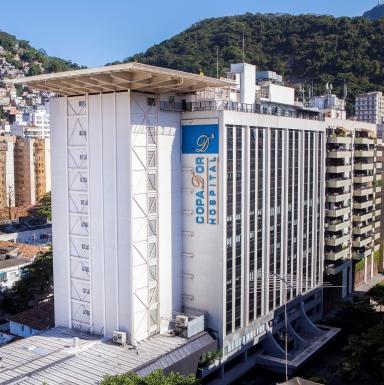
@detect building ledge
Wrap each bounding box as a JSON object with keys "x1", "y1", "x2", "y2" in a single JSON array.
[{"x1": 254, "y1": 305, "x2": 340, "y2": 375}]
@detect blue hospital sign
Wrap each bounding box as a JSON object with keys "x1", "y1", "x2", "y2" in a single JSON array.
[
  {"x1": 182, "y1": 124, "x2": 219, "y2": 225},
  {"x1": 182, "y1": 124, "x2": 219, "y2": 154}
]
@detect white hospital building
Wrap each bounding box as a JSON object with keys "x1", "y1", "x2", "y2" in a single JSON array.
[{"x1": 3, "y1": 62, "x2": 381, "y2": 384}]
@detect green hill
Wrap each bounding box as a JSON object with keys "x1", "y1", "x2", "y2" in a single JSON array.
[
  {"x1": 0, "y1": 30, "x2": 82, "y2": 77},
  {"x1": 111, "y1": 13, "x2": 384, "y2": 113},
  {"x1": 363, "y1": 4, "x2": 384, "y2": 21}
]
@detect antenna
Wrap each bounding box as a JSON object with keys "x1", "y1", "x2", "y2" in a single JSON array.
[{"x1": 216, "y1": 47, "x2": 219, "y2": 79}]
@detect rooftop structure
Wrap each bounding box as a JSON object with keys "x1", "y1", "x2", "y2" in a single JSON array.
[
  {"x1": 0, "y1": 326, "x2": 215, "y2": 384},
  {"x1": 7, "y1": 62, "x2": 234, "y2": 95}
]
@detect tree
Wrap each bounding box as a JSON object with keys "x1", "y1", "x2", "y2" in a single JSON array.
[
  {"x1": 367, "y1": 282, "x2": 384, "y2": 311},
  {"x1": 342, "y1": 321, "x2": 384, "y2": 383},
  {"x1": 36, "y1": 191, "x2": 52, "y2": 221},
  {"x1": 3, "y1": 251, "x2": 53, "y2": 313},
  {"x1": 328, "y1": 298, "x2": 381, "y2": 336},
  {"x1": 100, "y1": 370, "x2": 199, "y2": 385}
]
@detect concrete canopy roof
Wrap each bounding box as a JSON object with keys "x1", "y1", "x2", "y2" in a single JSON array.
[{"x1": 5, "y1": 62, "x2": 234, "y2": 96}]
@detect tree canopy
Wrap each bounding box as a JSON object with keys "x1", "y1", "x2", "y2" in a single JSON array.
[
  {"x1": 3, "y1": 251, "x2": 53, "y2": 313},
  {"x1": 36, "y1": 191, "x2": 52, "y2": 221},
  {"x1": 109, "y1": 13, "x2": 384, "y2": 114},
  {"x1": 100, "y1": 370, "x2": 199, "y2": 385}
]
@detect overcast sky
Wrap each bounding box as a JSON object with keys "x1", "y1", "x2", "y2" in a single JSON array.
[{"x1": 0, "y1": 0, "x2": 377, "y2": 67}]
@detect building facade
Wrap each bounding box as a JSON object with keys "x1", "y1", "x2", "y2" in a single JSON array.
[
  {"x1": 323, "y1": 121, "x2": 382, "y2": 312},
  {"x1": 355, "y1": 91, "x2": 384, "y2": 125},
  {"x1": 11, "y1": 62, "x2": 378, "y2": 381},
  {"x1": 14, "y1": 137, "x2": 51, "y2": 206}
]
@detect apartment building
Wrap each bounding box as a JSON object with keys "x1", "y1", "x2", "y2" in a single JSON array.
[
  {"x1": 323, "y1": 121, "x2": 382, "y2": 311},
  {"x1": 14, "y1": 137, "x2": 51, "y2": 206},
  {"x1": 6, "y1": 62, "x2": 372, "y2": 383},
  {"x1": 0, "y1": 135, "x2": 15, "y2": 209},
  {"x1": 355, "y1": 91, "x2": 384, "y2": 124}
]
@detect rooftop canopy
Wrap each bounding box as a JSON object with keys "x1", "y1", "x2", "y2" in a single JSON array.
[{"x1": 5, "y1": 62, "x2": 234, "y2": 96}]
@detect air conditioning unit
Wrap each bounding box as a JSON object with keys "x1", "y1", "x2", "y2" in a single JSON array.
[
  {"x1": 112, "y1": 331, "x2": 127, "y2": 345},
  {"x1": 176, "y1": 315, "x2": 189, "y2": 328}
]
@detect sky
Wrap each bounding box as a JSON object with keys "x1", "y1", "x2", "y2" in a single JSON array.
[{"x1": 0, "y1": 0, "x2": 378, "y2": 67}]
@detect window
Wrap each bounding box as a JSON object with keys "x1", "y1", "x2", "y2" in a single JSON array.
[
  {"x1": 81, "y1": 200, "x2": 88, "y2": 206},
  {"x1": 148, "y1": 196, "x2": 157, "y2": 214},
  {"x1": 147, "y1": 127, "x2": 157, "y2": 145},
  {"x1": 147, "y1": 151, "x2": 156, "y2": 168},
  {"x1": 147, "y1": 97, "x2": 156, "y2": 106},
  {"x1": 147, "y1": 174, "x2": 156, "y2": 191},
  {"x1": 79, "y1": 154, "x2": 87, "y2": 160},
  {"x1": 148, "y1": 242, "x2": 157, "y2": 260},
  {"x1": 80, "y1": 176, "x2": 88, "y2": 183},
  {"x1": 81, "y1": 244, "x2": 89, "y2": 250},
  {"x1": 149, "y1": 264, "x2": 157, "y2": 282},
  {"x1": 79, "y1": 101, "x2": 86, "y2": 107},
  {"x1": 148, "y1": 219, "x2": 157, "y2": 237},
  {"x1": 149, "y1": 307, "x2": 158, "y2": 327}
]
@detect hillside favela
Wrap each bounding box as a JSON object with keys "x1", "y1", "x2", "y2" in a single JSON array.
[{"x1": 0, "y1": 1, "x2": 383, "y2": 385}]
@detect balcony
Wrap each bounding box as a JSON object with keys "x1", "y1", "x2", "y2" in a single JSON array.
[
  {"x1": 376, "y1": 162, "x2": 383, "y2": 169},
  {"x1": 353, "y1": 200, "x2": 373, "y2": 210},
  {"x1": 355, "y1": 150, "x2": 374, "y2": 157},
  {"x1": 326, "y1": 247, "x2": 349, "y2": 261},
  {"x1": 354, "y1": 175, "x2": 374, "y2": 183},
  {"x1": 353, "y1": 236, "x2": 372, "y2": 248},
  {"x1": 327, "y1": 193, "x2": 350, "y2": 203},
  {"x1": 355, "y1": 137, "x2": 374, "y2": 145},
  {"x1": 327, "y1": 179, "x2": 351, "y2": 188},
  {"x1": 353, "y1": 249, "x2": 372, "y2": 260},
  {"x1": 354, "y1": 163, "x2": 374, "y2": 171},
  {"x1": 375, "y1": 243, "x2": 380, "y2": 251},
  {"x1": 326, "y1": 206, "x2": 350, "y2": 217},
  {"x1": 375, "y1": 221, "x2": 381, "y2": 229},
  {"x1": 328, "y1": 137, "x2": 352, "y2": 144},
  {"x1": 354, "y1": 187, "x2": 373, "y2": 196},
  {"x1": 325, "y1": 234, "x2": 350, "y2": 247},
  {"x1": 374, "y1": 232, "x2": 380, "y2": 240},
  {"x1": 327, "y1": 220, "x2": 350, "y2": 232},
  {"x1": 376, "y1": 186, "x2": 382, "y2": 193},
  {"x1": 327, "y1": 165, "x2": 351, "y2": 174},
  {"x1": 376, "y1": 197, "x2": 381, "y2": 205},
  {"x1": 353, "y1": 212, "x2": 373, "y2": 222},
  {"x1": 353, "y1": 224, "x2": 372, "y2": 235},
  {"x1": 327, "y1": 149, "x2": 351, "y2": 158},
  {"x1": 376, "y1": 151, "x2": 383, "y2": 157},
  {"x1": 375, "y1": 174, "x2": 382, "y2": 181},
  {"x1": 375, "y1": 209, "x2": 381, "y2": 217}
]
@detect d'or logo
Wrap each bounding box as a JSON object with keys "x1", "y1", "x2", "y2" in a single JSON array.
[
  {"x1": 196, "y1": 133, "x2": 214, "y2": 153},
  {"x1": 191, "y1": 172, "x2": 204, "y2": 188}
]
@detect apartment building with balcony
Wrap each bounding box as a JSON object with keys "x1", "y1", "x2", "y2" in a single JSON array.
[
  {"x1": 14, "y1": 137, "x2": 51, "y2": 206},
  {"x1": 323, "y1": 121, "x2": 382, "y2": 311},
  {"x1": 355, "y1": 91, "x2": 384, "y2": 125}
]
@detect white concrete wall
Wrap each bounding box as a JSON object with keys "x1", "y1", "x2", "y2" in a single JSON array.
[
  {"x1": 180, "y1": 114, "x2": 224, "y2": 341},
  {"x1": 51, "y1": 92, "x2": 182, "y2": 342},
  {"x1": 230, "y1": 63, "x2": 257, "y2": 105},
  {"x1": 268, "y1": 84, "x2": 295, "y2": 106}
]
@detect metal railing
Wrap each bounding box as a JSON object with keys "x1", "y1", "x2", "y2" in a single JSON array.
[{"x1": 159, "y1": 100, "x2": 324, "y2": 121}]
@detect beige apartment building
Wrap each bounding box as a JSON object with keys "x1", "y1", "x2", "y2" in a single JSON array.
[
  {"x1": 324, "y1": 120, "x2": 382, "y2": 311},
  {"x1": 14, "y1": 138, "x2": 50, "y2": 206},
  {"x1": 0, "y1": 135, "x2": 16, "y2": 209}
]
